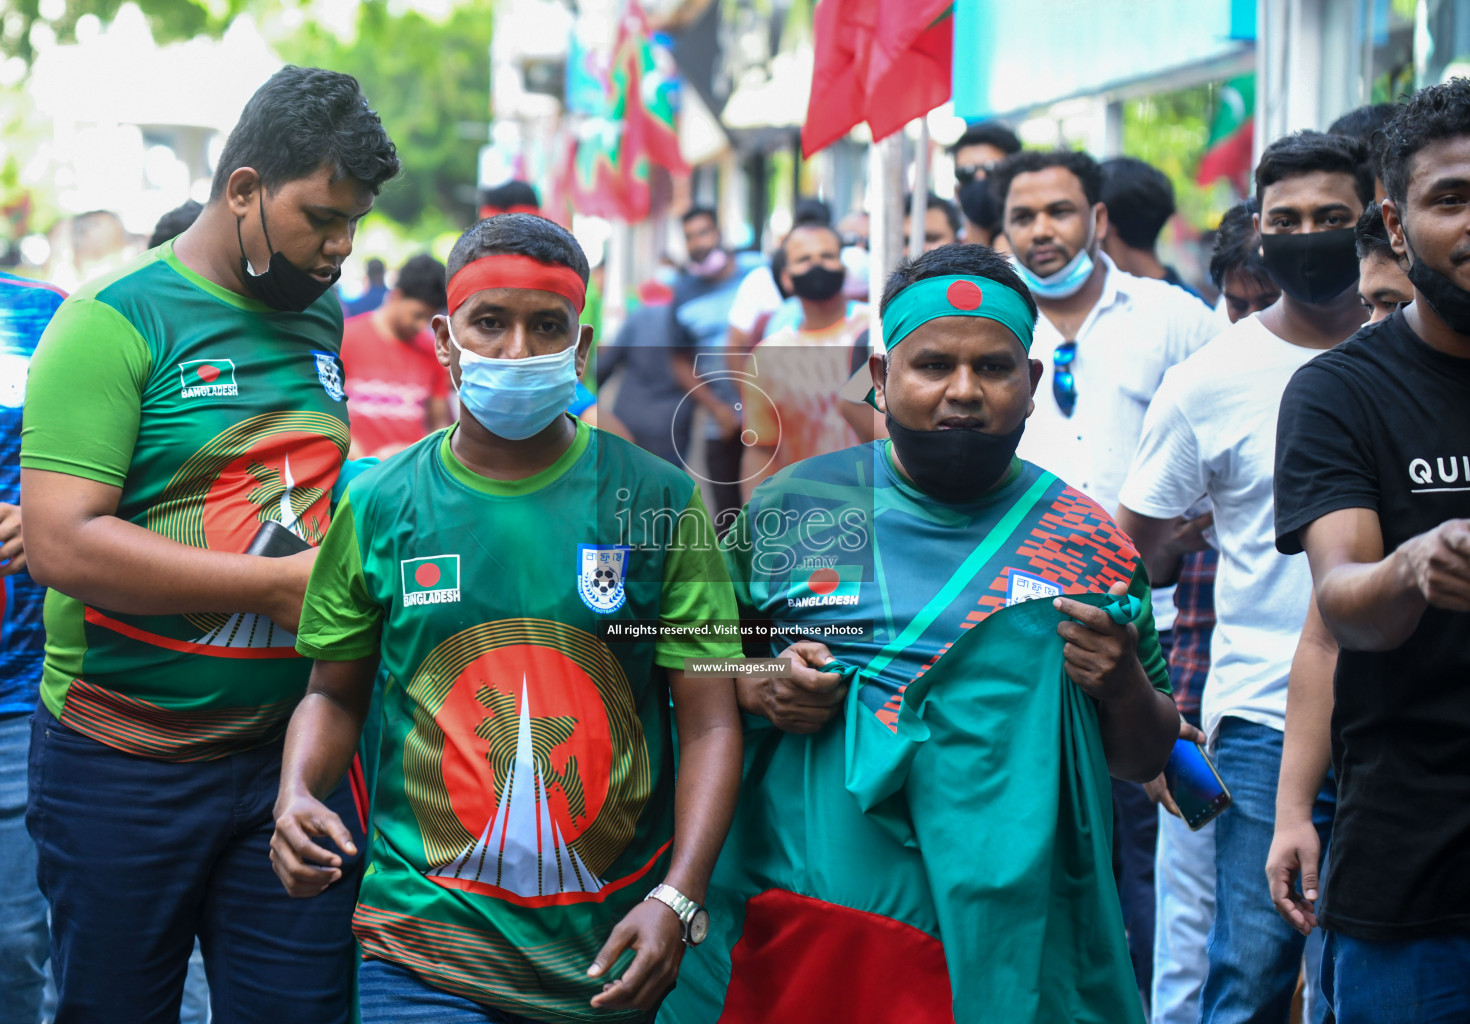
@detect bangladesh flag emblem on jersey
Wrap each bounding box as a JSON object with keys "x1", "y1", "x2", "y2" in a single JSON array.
[
  {"x1": 402, "y1": 555, "x2": 461, "y2": 606},
  {"x1": 178, "y1": 358, "x2": 238, "y2": 398},
  {"x1": 786, "y1": 563, "x2": 862, "y2": 609}
]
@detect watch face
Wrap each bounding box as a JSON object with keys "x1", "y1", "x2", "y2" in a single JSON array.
[{"x1": 688, "y1": 908, "x2": 710, "y2": 945}]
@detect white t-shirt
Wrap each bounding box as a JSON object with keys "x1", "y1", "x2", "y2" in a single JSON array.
[
  {"x1": 726, "y1": 265, "x2": 783, "y2": 334},
  {"x1": 1118, "y1": 314, "x2": 1323, "y2": 743},
  {"x1": 1019, "y1": 256, "x2": 1218, "y2": 631}
]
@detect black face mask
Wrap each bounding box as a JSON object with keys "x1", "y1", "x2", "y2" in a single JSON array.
[
  {"x1": 1403, "y1": 226, "x2": 1470, "y2": 335},
  {"x1": 884, "y1": 407, "x2": 1025, "y2": 503},
  {"x1": 789, "y1": 265, "x2": 845, "y2": 302},
  {"x1": 237, "y1": 193, "x2": 339, "y2": 313},
  {"x1": 1259, "y1": 228, "x2": 1359, "y2": 305}
]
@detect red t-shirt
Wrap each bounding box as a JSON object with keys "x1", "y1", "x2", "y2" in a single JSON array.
[{"x1": 340, "y1": 312, "x2": 449, "y2": 459}]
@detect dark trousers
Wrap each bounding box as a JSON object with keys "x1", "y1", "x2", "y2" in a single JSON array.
[
  {"x1": 1114, "y1": 776, "x2": 1160, "y2": 1007},
  {"x1": 706, "y1": 434, "x2": 744, "y2": 535},
  {"x1": 27, "y1": 705, "x2": 363, "y2": 1024}
]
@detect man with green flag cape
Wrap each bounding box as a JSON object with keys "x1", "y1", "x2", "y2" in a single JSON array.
[{"x1": 659, "y1": 244, "x2": 1179, "y2": 1024}]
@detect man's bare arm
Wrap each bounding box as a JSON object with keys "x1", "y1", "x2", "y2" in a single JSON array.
[
  {"x1": 21, "y1": 467, "x2": 314, "y2": 630},
  {"x1": 1116, "y1": 505, "x2": 1214, "y2": 588},
  {"x1": 271, "y1": 656, "x2": 379, "y2": 896},
  {"x1": 1055, "y1": 582, "x2": 1178, "y2": 781},
  {"x1": 1266, "y1": 594, "x2": 1337, "y2": 934},
  {"x1": 586, "y1": 667, "x2": 742, "y2": 1010},
  {"x1": 1302, "y1": 508, "x2": 1470, "y2": 651}
]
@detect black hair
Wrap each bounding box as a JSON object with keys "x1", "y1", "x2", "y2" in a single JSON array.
[
  {"x1": 879, "y1": 243, "x2": 1039, "y2": 326},
  {"x1": 780, "y1": 222, "x2": 843, "y2": 256},
  {"x1": 1254, "y1": 130, "x2": 1374, "y2": 209},
  {"x1": 949, "y1": 121, "x2": 1022, "y2": 159},
  {"x1": 956, "y1": 177, "x2": 1002, "y2": 234},
  {"x1": 477, "y1": 180, "x2": 540, "y2": 211},
  {"x1": 1381, "y1": 78, "x2": 1470, "y2": 207},
  {"x1": 793, "y1": 197, "x2": 832, "y2": 228},
  {"x1": 210, "y1": 66, "x2": 399, "y2": 200},
  {"x1": 770, "y1": 244, "x2": 789, "y2": 298},
  {"x1": 366, "y1": 257, "x2": 386, "y2": 282},
  {"x1": 1209, "y1": 198, "x2": 1272, "y2": 290},
  {"x1": 1100, "y1": 157, "x2": 1176, "y2": 250},
  {"x1": 1354, "y1": 201, "x2": 1396, "y2": 261},
  {"x1": 147, "y1": 199, "x2": 202, "y2": 249},
  {"x1": 395, "y1": 253, "x2": 447, "y2": 308},
  {"x1": 989, "y1": 149, "x2": 1104, "y2": 209},
  {"x1": 1329, "y1": 102, "x2": 1400, "y2": 185},
  {"x1": 447, "y1": 213, "x2": 590, "y2": 284},
  {"x1": 1328, "y1": 102, "x2": 1400, "y2": 147},
  {"x1": 906, "y1": 192, "x2": 961, "y2": 236},
  {"x1": 682, "y1": 205, "x2": 718, "y2": 227}
]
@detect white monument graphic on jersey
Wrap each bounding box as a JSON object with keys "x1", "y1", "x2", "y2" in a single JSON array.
[
  {"x1": 428, "y1": 677, "x2": 607, "y2": 897},
  {"x1": 192, "y1": 455, "x2": 302, "y2": 650}
]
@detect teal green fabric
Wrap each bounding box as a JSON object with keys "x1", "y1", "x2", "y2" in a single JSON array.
[
  {"x1": 661, "y1": 443, "x2": 1165, "y2": 1024},
  {"x1": 844, "y1": 593, "x2": 1145, "y2": 1022},
  {"x1": 880, "y1": 274, "x2": 1036, "y2": 352}
]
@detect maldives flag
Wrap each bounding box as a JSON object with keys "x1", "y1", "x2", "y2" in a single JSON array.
[
  {"x1": 564, "y1": 0, "x2": 688, "y2": 222},
  {"x1": 801, "y1": 0, "x2": 953, "y2": 158},
  {"x1": 612, "y1": 0, "x2": 688, "y2": 180},
  {"x1": 1197, "y1": 75, "x2": 1256, "y2": 194}
]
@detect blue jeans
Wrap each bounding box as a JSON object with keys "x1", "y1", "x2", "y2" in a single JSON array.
[
  {"x1": 27, "y1": 705, "x2": 363, "y2": 1024},
  {"x1": 1323, "y1": 931, "x2": 1470, "y2": 1023},
  {"x1": 358, "y1": 958, "x2": 553, "y2": 1024},
  {"x1": 1150, "y1": 803, "x2": 1215, "y2": 1024},
  {"x1": 0, "y1": 712, "x2": 48, "y2": 1024},
  {"x1": 1201, "y1": 717, "x2": 1334, "y2": 1024}
]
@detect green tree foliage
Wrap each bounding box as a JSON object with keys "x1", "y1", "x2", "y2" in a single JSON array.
[
  {"x1": 278, "y1": 1, "x2": 492, "y2": 233},
  {"x1": 1122, "y1": 83, "x2": 1236, "y2": 232},
  {"x1": 1, "y1": 0, "x2": 253, "y2": 64}
]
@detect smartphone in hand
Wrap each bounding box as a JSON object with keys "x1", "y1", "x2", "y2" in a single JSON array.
[
  {"x1": 1164, "y1": 739, "x2": 1231, "y2": 831},
  {"x1": 245, "y1": 521, "x2": 312, "y2": 559}
]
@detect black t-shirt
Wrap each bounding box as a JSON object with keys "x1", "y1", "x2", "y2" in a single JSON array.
[{"x1": 1275, "y1": 312, "x2": 1470, "y2": 940}]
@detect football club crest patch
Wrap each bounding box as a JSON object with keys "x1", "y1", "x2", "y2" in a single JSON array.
[
  {"x1": 1006, "y1": 569, "x2": 1063, "y2": 607},
  {"x1": 577, "y1": 544, "x2": 630, "y2": 614},
  {"x1": 311, "y1": 350, "x2": 345, "y2": 402}
]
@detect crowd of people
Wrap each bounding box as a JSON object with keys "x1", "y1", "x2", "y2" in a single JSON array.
[{"x1": 0, "y1": 58, "x2": 1467, "y2": 1024}]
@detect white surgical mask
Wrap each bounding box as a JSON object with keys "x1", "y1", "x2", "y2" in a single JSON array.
[
  {"x1": 448, "y1": 321, "x2": 579, "y2": 440},
  {"x1": 1013, "y1": 211, "x2": 1099, "y2": 300}
]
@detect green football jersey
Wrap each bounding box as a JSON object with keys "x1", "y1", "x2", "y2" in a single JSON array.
[
  {"x1": 296, "y1": 420, "x2": 741, "y2": 1023},
  {"x1": 20, "y1": 240, "x2": 349, "y2": 761}
]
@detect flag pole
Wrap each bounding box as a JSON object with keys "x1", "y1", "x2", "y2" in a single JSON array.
[
  {"x1": 907, "y1": 117, "x2": 929, "y2": 261},
  {"x1": 868, "y1": 133, "x2": 905, "y2": 351}
]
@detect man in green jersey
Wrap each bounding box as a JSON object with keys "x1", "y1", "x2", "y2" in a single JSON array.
[
  {"x1": 272, "y1": 213, "x2": 744, "y2": 1023},
  {"x1": 661, "y1": 244, "x2": 1179, "y2": 1024},
  {"x1": 19, "y1": 67, "x2": 398, "y2": 1022}
]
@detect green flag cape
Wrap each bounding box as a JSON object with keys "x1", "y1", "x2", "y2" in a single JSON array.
[{"x1": 660, "y1": 443, "x2": 1166, "y2": 1024}]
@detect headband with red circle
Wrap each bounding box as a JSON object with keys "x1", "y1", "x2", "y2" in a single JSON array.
[{"x1": 446, "y1": 254, "x2": 588, "y2": 316}]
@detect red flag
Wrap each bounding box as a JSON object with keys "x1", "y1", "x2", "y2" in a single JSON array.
[
  {"x1": 615, "y1": 0, "x2": 689, "y2": 178},
  {"x1": 801, "y1": 0, "x2": 953, "y2": 158},
  {"x1": 865, "y1": 2, "x2": 953, "y2": 143},
  {"x1": 1196, "y1": 121, "x2": 1255, "y2": 195}
]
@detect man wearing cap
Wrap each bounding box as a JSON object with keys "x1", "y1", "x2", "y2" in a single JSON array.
[
  {"x1": 270, "y1": 213, "x2": 745, "y2": 1022},
  {"x1": 660, "y1": 244, "x2": 1177, "y2": 1024}
]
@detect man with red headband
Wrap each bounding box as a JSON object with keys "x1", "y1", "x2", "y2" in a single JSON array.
[{"x1": 271, "y1": 213, "x2": 745, "y2": 1022}]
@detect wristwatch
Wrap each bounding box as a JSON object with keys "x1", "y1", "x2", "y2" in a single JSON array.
[{"x1": 644, "y1": 883, "x2": 710, "y2": 946}]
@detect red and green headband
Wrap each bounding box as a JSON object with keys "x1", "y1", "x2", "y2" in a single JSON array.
[{"x1": 446, "y1": 254, "x2": 587, "y2": 316}]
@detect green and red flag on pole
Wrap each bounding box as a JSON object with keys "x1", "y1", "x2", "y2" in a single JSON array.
[
  {"x1": 801, "y1": 0, "x2": 954, "y2": 158},
  {"x1": 1196, "y1": 74, "x2": 1256, "y2": 194},
  {"x1": 560, "y1": 0, "x2": 688, "y2": 221}
]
